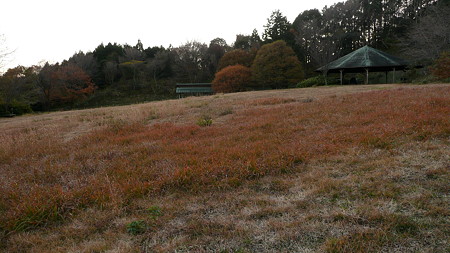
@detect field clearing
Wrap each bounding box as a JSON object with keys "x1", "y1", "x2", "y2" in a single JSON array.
[{"x1": 0, "y1": 84, "x2": 449, "y2": 252}]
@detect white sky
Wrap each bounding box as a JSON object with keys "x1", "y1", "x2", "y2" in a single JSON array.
[{"x1": 0, "y1": 0, "x2": 340, "y2": 70}]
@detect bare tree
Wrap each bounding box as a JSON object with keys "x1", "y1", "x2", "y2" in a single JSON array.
[
  {"x1": 173, "y1": 41, "x2": 210, "y2": 83},
  {"x1": 103, "y1": 61, "x2": 118, "y2": 86},
  {"x1": 35, "y1": 63, "x2": 56, "y2": 106},
  {"x1": 67, "y1": 51, "x2": 98, "y2": 77},
  {"x1": 308, "y1": 37, "x2": 341, "y2": 85},
  {"x1": 401, "y1": 4, "x2": 450, "y2": 63},
  {"x1": 121, "y1": 47, "x2": 145, "y2": 62},
  {"x1": 146, "y1": 51, "x2": 172, "y2": 93},
  {"x1": 119, "y1": 46, "x2": 146, "y2": 89},
  {"x1": 0, "y1": 34, "x2": 14, "y2": 72}
]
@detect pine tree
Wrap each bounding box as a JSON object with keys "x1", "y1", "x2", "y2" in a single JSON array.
[{"x1": 262, "y1": 10, "x2": 293, "y2": 44}]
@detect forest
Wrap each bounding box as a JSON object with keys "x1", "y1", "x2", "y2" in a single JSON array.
[{"x1": 0, "y1": 0, "x2": 449, "y2": 115}]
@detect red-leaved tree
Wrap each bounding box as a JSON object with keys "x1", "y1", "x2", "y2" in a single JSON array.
[
  {"x1": 38, "y1": 63, "x2": 95, "y2": 105},
  {"x1": 212, "y1": 64, "x2": 252, "y2": 93}
]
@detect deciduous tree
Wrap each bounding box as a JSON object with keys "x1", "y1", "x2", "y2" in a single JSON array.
[
  {"x1": 119, "y1": 60, "x2": 145, "y2": 90},
  {"x1": 173, "y1": 41, "x2": 210, "y2": 83},
  {"x1": 53, "y1": 64, "x2": 96, "y2": 103},
  {"x1": 145, "y1": 50, "x2": 174, "y2": 93},
  {"x1": 67, "y1": 51, "x2": 98, "y2": 78},
  {"x1": 251, "y1": 40, "x2": 304, "y2": 89},
  {"x1": 294, "y1": 9, "x2": 342, "y2": 85},
  {"x1": 0, "y1": 66, "x2": 39, "y2": 114},
  {"x1": 103, "y1": 61, "x2": 119, "y2": 86},
  {"x1": 0, "y1": 34, "x2": 13, "y2": 72},
  {"x1": 212, "y1": 65, "x2": 251, "y2": 93},
  {"x1": 431, "y1": 51, "x2": 450, "y2": 80},
  {"x1": 217, "y1": 49, "x2": 254, "y2": 71},
  {"x1": 36, "y1": 63, "x2": 95, "y2": 106},
  {"x1": 401, "y1": 3, "x2": 450, "y2": 63}
]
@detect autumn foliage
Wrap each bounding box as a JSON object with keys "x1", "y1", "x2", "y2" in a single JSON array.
[
  {"x1": 217, "y1": 49, "x2": 254, "y2": 71},
  {"x1": 431, "y1": 51, "x2": 450, "y2": 80},
  {"x1": 49, "y1": 64, "x2": 96, "y2": 104},
  {"x1": 251, "y1": 40, "x2": 304, "y2": 89},
  {"x1": 212, "y1": 65, "x2": 252, "y2": 93}
]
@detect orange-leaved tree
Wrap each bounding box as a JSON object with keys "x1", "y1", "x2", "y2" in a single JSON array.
[
  {"x1": 431, "y1": 51, "x2": 450, "y2": 80},
  {"x1": 212, "y1": 64, "x2": 252, "y2": 93},
  {"x1": 251, "y1": 40, "x2": 304, "y2": 89},
  {"x1": 217, "y1": 49, "x2": 254, "y2": 71},
  {"x1": 48, "y1": 64, "x2": 95, "y2": 104}
]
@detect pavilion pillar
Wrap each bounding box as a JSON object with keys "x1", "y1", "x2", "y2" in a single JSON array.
[
  {"x1": 393, "y1": 68, "x2": 396, "y2": 83},
  {"x1": 365, "y1": 68, "x2": 369, "y2": 85},
  {"x1": 385, "y1": 71, "x2": 388, "y2": 84},
  {"x1": 340, "y1": 70, "x2": 343, "y2": 85}
]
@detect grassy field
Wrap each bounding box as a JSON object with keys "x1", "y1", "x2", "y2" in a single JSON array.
[{"x1": 0, "y1": 84, "x2": 448, "y2": 252}]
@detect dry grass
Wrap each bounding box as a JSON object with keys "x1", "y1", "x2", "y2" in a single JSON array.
[{"x1": 0, "y1": 84, "x2": 449, "y2": 252}]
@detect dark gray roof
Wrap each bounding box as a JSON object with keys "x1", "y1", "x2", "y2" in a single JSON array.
[
  {"x1": 317, "y1": 46, "x2": 409, "y2": 73},
  {"x1": 176, "y1": 83, "x2": 213, "y2": 94}
]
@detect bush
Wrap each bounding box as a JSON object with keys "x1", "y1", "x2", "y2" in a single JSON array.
[
  {"x1": 212, "y1": 65, "x2": 252, "y2": 93},
  {"x1": 9, "y1": 100, "x2": 33, "y2": 115},
  {"x1": 0, "y1": 100, "x2": 33, "y2": 116},
  {"x1": 126, "y1": 220, "x2": 146, "y2": 235},
  {"x1": 431, "y1": 51, "x2": 450, "y2": 80},
  {"x1": 297, "y1": 75, "x2": 326, "y2": 88},
  {"x1": 0, "y1": 103, "x2": 9, "y2": 116},
  {"x1": 197, "y1": 115, "x2": 213, "y2": 127},
  {"x1": 251, "y1": 40, "x2": 304, "y2": 89},
  {"x1": 147, "y1": 206, "x2": 163, "y2": 220}
]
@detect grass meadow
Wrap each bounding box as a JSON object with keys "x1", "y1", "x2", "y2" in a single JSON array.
[{"x1": 0, "y1": 84, "x2": 448, "y2": 252}]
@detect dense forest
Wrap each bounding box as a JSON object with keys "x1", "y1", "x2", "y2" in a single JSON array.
[{"x1": 0, "y1": 0, "x2": 449, "y2": 115}]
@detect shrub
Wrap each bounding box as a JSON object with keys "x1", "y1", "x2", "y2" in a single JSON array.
[
  {"x1": 219, "y1": 107, "x2": 233, "y2": 116},
  {"x1": 9, "y1": 100, "x2": 33, "y2": 115},
  {"x1": 0, "y1": 101, "x2": 8, "y2": 116},
  {"x1": 0, "y1": 100, "x2": 33, "y2": 116},
  {"x1": 431, "y1": 51, "x2": 450, "y2": 80},
  {"x1": 251, "y1": 40, "x2": 304, "y2": 89},
  {"x1": 126, "y1": 220, "x2": 146, "y2": 235},
  {"x1": 147, "y1": 206, "x2": 163, "y2": 220},
  {"x1": 297, "y1": 75, "x2": 326, "y2": 88},
  {"x1": 197, "y1": 115, "x2": 213, "y2": 127},
  {"x1": 212, "y1": 65, "x2": 252, "y2": 93}
]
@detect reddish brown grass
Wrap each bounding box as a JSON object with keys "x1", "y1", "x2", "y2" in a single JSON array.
[{"x1": 0, "y1": 84, "x2": 448, "y2": 251}]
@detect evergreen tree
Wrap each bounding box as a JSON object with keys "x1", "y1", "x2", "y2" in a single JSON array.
[
  {"x1": 234, "y1": 34, "x2": 251, "y2": 50},
  {"x1": 250, "y1": 29, "x2": 262, "y2": 49},
  {"x1": 262, "y1": 10, "x2": 294, "y2": 45}
]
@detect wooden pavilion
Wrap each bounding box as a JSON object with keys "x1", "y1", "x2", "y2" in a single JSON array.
[{"x1": 317, "y1": 46, "x2": 409, "y2": 84}]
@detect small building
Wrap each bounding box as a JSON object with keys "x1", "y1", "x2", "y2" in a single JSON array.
[
  {"x1": 317, "y1": 46, "x2": 409, "y2": 84},
  {"x1": 176, "y1": 83, "x2": 213, "y2": 98}
]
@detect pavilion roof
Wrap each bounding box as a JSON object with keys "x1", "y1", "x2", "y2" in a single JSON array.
[{"x1": 317, "y1": 46, "x2": 409, "y2": 73}]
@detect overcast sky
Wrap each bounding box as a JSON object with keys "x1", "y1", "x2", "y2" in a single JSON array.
[{"x1": 1, "y1": 0, "x2": 340, "y2": 70}]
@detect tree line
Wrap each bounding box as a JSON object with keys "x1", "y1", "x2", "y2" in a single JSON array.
[{"x1": 1, "y1": 0, "x2": 448, "y2": 115}]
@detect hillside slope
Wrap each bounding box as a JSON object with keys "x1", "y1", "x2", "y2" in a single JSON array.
[{"x1": 0, "y1": 84, "x2": 449, "y2": 252}]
